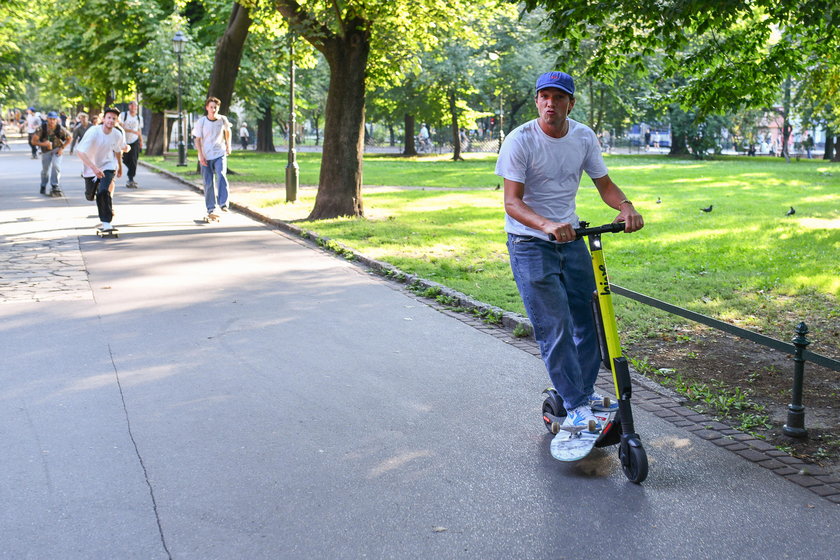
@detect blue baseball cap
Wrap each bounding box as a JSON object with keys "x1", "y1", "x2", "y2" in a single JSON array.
[
  {"x1": 47, "y1": 111, "x2": 60, "y2": 119},
  {"x1": 535, "y1": 71, "x2": 575, "y2": 95}
]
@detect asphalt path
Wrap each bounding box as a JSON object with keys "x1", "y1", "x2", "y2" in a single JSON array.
[{"x1": 1, "y1": 143, "x2": 837, "y2": 559}]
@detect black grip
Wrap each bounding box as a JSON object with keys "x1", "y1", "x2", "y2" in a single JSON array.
[
  {"x1": 574, "y1": 222, "x2": 625, "y2": 238},
  {"x1": 548, "y1": 222, "x2": 625, "y2": 241}
]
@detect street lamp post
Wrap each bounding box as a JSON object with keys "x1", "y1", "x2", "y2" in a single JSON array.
[
  {"x1": 285, "y1": 33, "x2": 299, "y2": 203},
  {"x1": 172, "y1": 31, "x2": 187, "y2": 167}
]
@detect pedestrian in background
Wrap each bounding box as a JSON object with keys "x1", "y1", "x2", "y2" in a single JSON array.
[
  {"x1": 239, "y1": 122, "x2": 249, "y2": 150},
  {"x1": 70, "y1": 112, "x2": 93, "y2": 154},
  {"x1": 31, "y1": 111, "x2": 71, "y2": 197},
  {"x1": 120, "y1": 101, "x2": 143, "y2": 188},
  {"x1": 25, "y1": 107, "x2": 41, "y2": 159},
  {"x1": 193, "y1": 96, "x2": 232, "y2": 220}
]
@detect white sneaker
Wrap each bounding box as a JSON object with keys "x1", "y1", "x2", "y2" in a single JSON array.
[
  {"x1": 562, "y1": 405, "x2": 602, "y2": 432},
  {"x1": 100, "y1": 222, "x2": 113, "y2": 231}
]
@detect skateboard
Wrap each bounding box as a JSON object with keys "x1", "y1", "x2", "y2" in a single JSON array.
[
  {"x1": 549, "y1": 410, "x2": 616, "y2": 462},
  {"x1": 96, "y1": 227, "x2": 119, "y2": 238},
  {"x1": 203, "y1": 213, "x2": 220, "y2": 223}
]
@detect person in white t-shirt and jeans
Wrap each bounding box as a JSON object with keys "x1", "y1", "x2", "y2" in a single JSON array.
[
  {"x1": 75, "y1": 107, "x2": 128, "y2": 232},
  {"x1": 120, "y1": 101, "x2": 143, "y2": 188},
  {"x1": 193, "y1": 96, "x2": 232, "y2": 219},
  {"x1": 495, "y1": 71, "x2": 644, "y2": 431}
]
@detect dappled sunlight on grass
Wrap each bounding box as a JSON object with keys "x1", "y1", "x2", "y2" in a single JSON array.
[
  {"x1": 798, "y1": 217, "x2": 840, "y2": 229},
  {"x1": 167, "y1": 153, "x2": 840, "y2": 354}
]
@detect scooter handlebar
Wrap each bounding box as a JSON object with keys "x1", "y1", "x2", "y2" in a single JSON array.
[{"x1": 548, "y1": 222, "x2": 626, "y2": 241}]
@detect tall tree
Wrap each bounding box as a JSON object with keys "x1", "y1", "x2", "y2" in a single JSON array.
[
  {"x1": 525, "y1": 0, "x2": 840, "y2": 118},
  {"x1": 272, "y1": 0, "x2": 475, "y2": 219},
  {"x1": 207, "y1": 1, "x2": 253, "y2": 111}
]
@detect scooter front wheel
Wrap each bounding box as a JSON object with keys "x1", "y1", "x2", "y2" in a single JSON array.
[{"x1": 619, "y1": 438, "x2": 648, "y2": 483}]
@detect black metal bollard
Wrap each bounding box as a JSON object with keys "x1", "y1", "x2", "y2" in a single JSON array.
[{"x1": 783, "y1": 322, "x2": 809, "y2": 438}]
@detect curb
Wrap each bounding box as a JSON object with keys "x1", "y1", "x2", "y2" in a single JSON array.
[{"x1": 139, "y1": 160, "x2": 840, "y2": 503}]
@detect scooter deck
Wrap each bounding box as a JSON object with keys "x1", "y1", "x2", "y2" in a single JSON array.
[{"x1": 550, "y1": 411, "x2": 615, "y2": 462}]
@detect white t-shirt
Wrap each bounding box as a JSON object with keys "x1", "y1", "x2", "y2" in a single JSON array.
[
  {"x1": 121, "y1": 111, "x2": 143, "y2": 144},
  {"x1": 76, "y1": 125, "x2": 127, "y2": 177},
  {"x1": 25, "y1": 114, "x2": 41, "y2": 134},
  {"x1": 239, "y1": 125, "x2": 249, "y2": 138},
  {"x1": 193, "y1": 115, "x2": 231, "y2": 160},
  {"x1": 495, "y1": 118, "x2": 608, "y2": 239}
]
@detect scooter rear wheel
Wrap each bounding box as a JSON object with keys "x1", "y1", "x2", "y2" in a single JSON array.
[{"x1": 541, "y1": 388, "x2": 564, "y2": 434}]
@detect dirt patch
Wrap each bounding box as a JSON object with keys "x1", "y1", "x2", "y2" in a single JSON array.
[{"x1": 626, "y1": 326, "x2": 840, "y2": 477}]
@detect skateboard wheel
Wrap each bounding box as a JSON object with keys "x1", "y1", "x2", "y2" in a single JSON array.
[
  {"x1": 550, "y1": 421, "x2": 560, "y2": 435},
  {"x1": 587, "y1": 419, "x2": 597, "y2": 432}
]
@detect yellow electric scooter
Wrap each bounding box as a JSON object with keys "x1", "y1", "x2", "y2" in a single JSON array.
[{"x1": 541, "y1": 221, "x2": 649, "y2": 483}]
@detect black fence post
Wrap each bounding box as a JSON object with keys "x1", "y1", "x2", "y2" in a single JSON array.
[{"x1": 783, "y1": 322, "x2": 809, "y2": 438}]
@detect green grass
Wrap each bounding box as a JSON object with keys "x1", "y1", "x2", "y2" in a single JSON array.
[
  {"x1": 148, "y1": 151, "x2": 504, "y2": 188},
  {"x1": 153, "y1": 151, "x2": 840, "y2": 354}
]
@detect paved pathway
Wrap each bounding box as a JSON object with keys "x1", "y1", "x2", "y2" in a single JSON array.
[{"x1": 1, "y1": 144, "x2": 837, "y2": 559}]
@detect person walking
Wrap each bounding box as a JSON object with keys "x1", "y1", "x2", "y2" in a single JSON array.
[
  {"x1": 25, "y1": 107, "x2": 41, "y2": 159},
  {"x1": 31, "y1": 111, "x2": 72, "y2": 197},
  {"x1": 495, "y1": 71, "x2": 644, "y2": 431},
  {"x1": 239, "y1": 122, "x2": 249, "y2": 150},
  {"x1": 192, "y1": 96, "x2": 232, "y2": 220},
  {"x1": 75, "y1": 108, "x2": 127, "y2": 232},
  {"x1": 70, "y1": 112, "x2": 93, "y2": 154},
  {"x1": 120, "y1": 101, "x2": 143, "y2": 188}
]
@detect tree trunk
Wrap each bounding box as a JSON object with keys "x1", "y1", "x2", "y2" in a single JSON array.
[
  {"x1": 274, "y1": 2, "x2": 369, "y2": 219},
  {"x1": 308, "y1": 23, "x2": 369, "y2": 219},
  {"x1": 823, "y1": 128, "x2": 834, "y2": 160},
  {"x1": 833, "y1": 134, "x2": 840, "y2": 162},
  {"x1": 508, "y1": 98, "x2": 527, "y2": 132},
  {"x1": 449, "y1": 90, "x2": 463, "y2": 161},
  {"x1": 403, "y1": 113, "x2": 417, "y2": 155},
  {"x1": 781, "y1": 76, "x2": 792, "y2": 162},
  {"x1": 145, "y1": 111, "x2": 169, "y2": 156},
  {"x1": 207, "y1": 2, "x2": 252, "y2": 112},
  {"x1": 256, "y1": 102, "x2": 275, "y2": 152},
  {"x1": 311, "y1": 112, "x2": 321, "y2": 145}
]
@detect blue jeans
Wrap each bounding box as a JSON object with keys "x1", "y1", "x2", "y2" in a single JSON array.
[
  {"x1": 507, "y1": 234, "x2": 601, "y2": 412},
  {"x1": 201, "y1": 156, "x2": 229, "y2": 213},
  {"x1": 40, "y1": 149, "x2": 62, "y2": 187}
]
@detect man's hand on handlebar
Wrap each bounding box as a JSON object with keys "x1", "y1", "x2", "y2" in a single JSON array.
[
  {"x1": 616, "y1": 204, "x2": 644, "y2": 233},
  {"x1": 544, "y1": 221, "x2": 575, "y2": 243}
]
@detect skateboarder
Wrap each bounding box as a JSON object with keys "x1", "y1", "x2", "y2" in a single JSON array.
[
  {"x1": 193, "y1": 96, "x2": 232, "y2": 220},
  {"x1": 75, "y1": 107, "x2": 127, "y2": 232},
  {"x1": 495, "y1": 71, "x2": 644, "y2": 431}
]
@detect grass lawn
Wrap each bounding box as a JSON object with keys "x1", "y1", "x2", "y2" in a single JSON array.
[{"x1": 151, "y1": 150, "x2": 840, "y2": 355}]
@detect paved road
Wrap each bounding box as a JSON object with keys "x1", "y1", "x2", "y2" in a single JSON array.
[{"x1": 1, "y1": 144, "x2": 837, "y2": 559}]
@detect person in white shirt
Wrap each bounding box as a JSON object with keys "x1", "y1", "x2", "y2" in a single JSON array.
[
  {"x1": 192, "y1": 96, "x2": 232, "y2": 219},
  {"x1": 239, "y1": 122, "x2": 249, "y2": 150},
  {"x1": 75, "y1": 108, "x2": 127, "y2": 231},
  {"x1": 120, "y1": 101, "x2": 143, "y2": 188},
  {"x1": 25, "y1": 107, "x2": 41, "y2": 159},
  {"x1": 496, "y1": 71, "x2": 644, "y2": 431}
]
